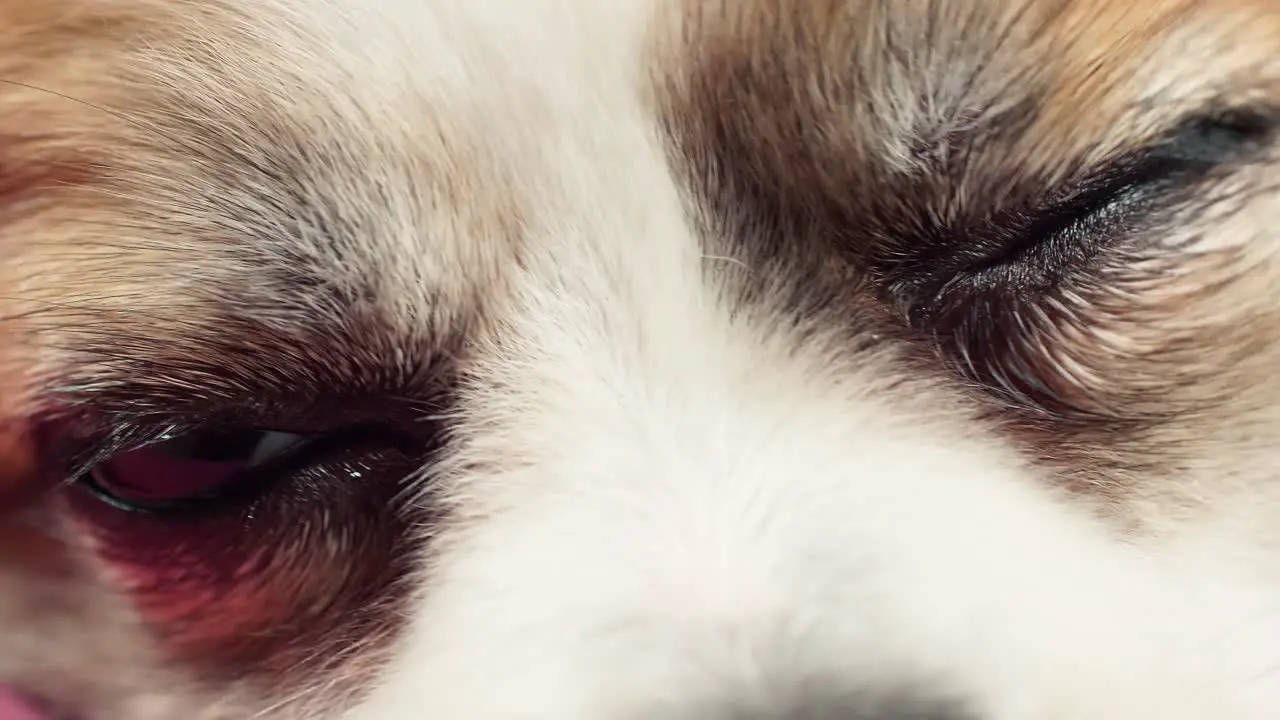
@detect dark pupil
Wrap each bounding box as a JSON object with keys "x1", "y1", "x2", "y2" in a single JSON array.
[
  {"x1": 159, "y1": 429, "x2": 269, "y2": 464},
  {"x1": 85, "y1": 429, "x2": 306, "y2": 509}
]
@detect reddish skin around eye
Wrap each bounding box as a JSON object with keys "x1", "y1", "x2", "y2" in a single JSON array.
[
  {"x1": 67, "y1": 457, "x2": 311, "y2": 659},
  {"x1": 0, "y1": 686, "x2": 47, "y2": 720},
  {"x1": 0, "y1": 421, "x2": 36, "y2": 512},
  {"x1": 63, "y1": 448, "x2": 418, "y2": 683},
  {"x1": 65, "y1": 487, "x2": 334, "y2": 665},
  {"x1": 0, "y1": 358, "x2": 38, "y2": 513},
  {"x1": 75, "y1": 446, "x2": 299, "y2": 655},
  {"x1": 94, "y1": 446, "x2": 246, "y2": 502}
]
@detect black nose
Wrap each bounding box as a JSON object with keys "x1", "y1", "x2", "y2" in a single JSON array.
[
  {"x1": 769, "y1": 696, "x2": 973, "y2": 720},
  {"x1": 670, "y1": 690, "x2": 976, "y2": 720}
]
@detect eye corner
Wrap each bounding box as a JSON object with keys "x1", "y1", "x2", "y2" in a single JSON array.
[
  {"x1": 1205, "y1": 105, "x2": 1279, "y2": 140},
  {"x1": 1153, "y1": 105, "x2": 1280, "y2": 167}
]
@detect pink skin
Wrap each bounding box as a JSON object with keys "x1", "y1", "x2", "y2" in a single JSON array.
[
  {"x1": 95, "y1": 446, "x2": 244, "y2": 503},
  {"x1": 0, "y1": 687, "x2": 49, "y2": 720}
]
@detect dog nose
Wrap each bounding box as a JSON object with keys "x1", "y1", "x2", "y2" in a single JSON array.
[
  {"x1": 668, "y1": 691, "x2": 976, "y2": 720},
  {"x1": 759, "y1": 698, "x2": 972, "y2": 720}
]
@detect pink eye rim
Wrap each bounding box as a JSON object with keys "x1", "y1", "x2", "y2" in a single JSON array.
[
  {"x1": 75, "y1": 423, "x2": 406, "y2": 517},
  {"x1": 79, "y1": 428, "x2": 307, "y2": 515},
  {"x1": 53, "y1": 410, "x2": 434, "y2": 681}
]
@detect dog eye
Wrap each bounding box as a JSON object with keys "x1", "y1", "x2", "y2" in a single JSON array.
[
  {"x1": 53, "y1": 408, "x2": 428, "y2": 671},
  {"x1": 877, "y1": 110, "x2": 1278, "y2": 416},
  {"x1": 894, "y1": 166, "x2": 1163, "y2": 327},
  {"x1": 890, "y1": 110, "x2": 1276, "y2": 325},
  {"x1": 81, "y1": 427, "x2": 319, "y2": 514}
]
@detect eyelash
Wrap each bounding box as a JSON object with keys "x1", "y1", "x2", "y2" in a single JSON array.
[
  {"x1": 891, "y1": 131, "x2": 1247, "y2": 330},
  {"x1": 889, "y1": 107, "x2": 1277, "y2": 316},
  {"x1": 875, "y1": 113, "x2": 1280, "y2": 415}
]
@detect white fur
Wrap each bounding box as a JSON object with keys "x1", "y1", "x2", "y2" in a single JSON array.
[{"x1": 199, "y1": 2, "x2": 1280, "y2": 718}]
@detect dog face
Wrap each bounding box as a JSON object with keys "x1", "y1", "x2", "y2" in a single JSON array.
[{"x1": 1, "y1": 0, "x2": 1279, "y2": 717}]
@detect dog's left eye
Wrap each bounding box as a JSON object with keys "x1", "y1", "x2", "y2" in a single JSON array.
[
  {"x1": 889, "y1": 110, "x2": 1276, "y2": 327},
  {"x1": 80, "y1": 428, "x2": 314, "y2": 514}
]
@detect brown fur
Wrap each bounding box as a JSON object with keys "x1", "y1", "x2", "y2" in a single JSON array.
[{"x1": 656, "y1": 0, "x2": 1280, "y2": 512}]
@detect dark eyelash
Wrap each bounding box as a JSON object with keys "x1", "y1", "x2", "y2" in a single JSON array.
[
  {"x1": 958, "y1": 158, "x2": 1173, "y2": 277},
  {"x1": 893, "y1": 165, "x2": 1165, "y2": 325},
  {"x1": 76, "y1": 422, "x2": 419, "y2": 517},
  {"x1": 1156, "y1": 107, "x2": 1277, "y2": 165},
  {"x1": 900, "y1": 108, "x2": 1276, "y2": 323},
  {"x1": 964, "y1": 106, "x2": 1275, "y2": 277}
]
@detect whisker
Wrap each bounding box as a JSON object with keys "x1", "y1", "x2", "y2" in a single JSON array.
[{"x1": 0, "y1": 77, "x2": 198, "y2": 156}]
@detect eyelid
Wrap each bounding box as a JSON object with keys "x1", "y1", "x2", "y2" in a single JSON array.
[
  {"x1": 895, "y1": 153, "x2": 1181, "y2": 325},
  {"x1": 76, "y1": 424, "x2": 406, "y2": 516},
  {"x1": 248, "y1": 431, "x2": 306, "y2": 465}
]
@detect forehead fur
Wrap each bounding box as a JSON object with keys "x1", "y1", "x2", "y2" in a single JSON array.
[{"x1": 660, "y1": 0, "x2": 1280, "y2": 174}]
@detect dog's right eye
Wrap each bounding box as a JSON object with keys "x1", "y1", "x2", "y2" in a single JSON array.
[
  {"x1": 73, "y1": 419, "x2": 420, "y2": 517},
  {"x1": 79, "y1": 428, "x2": 311, "y2": 514},
  {"x1": 56, "y1": 412, "x2": 428, "y2": 668}
]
